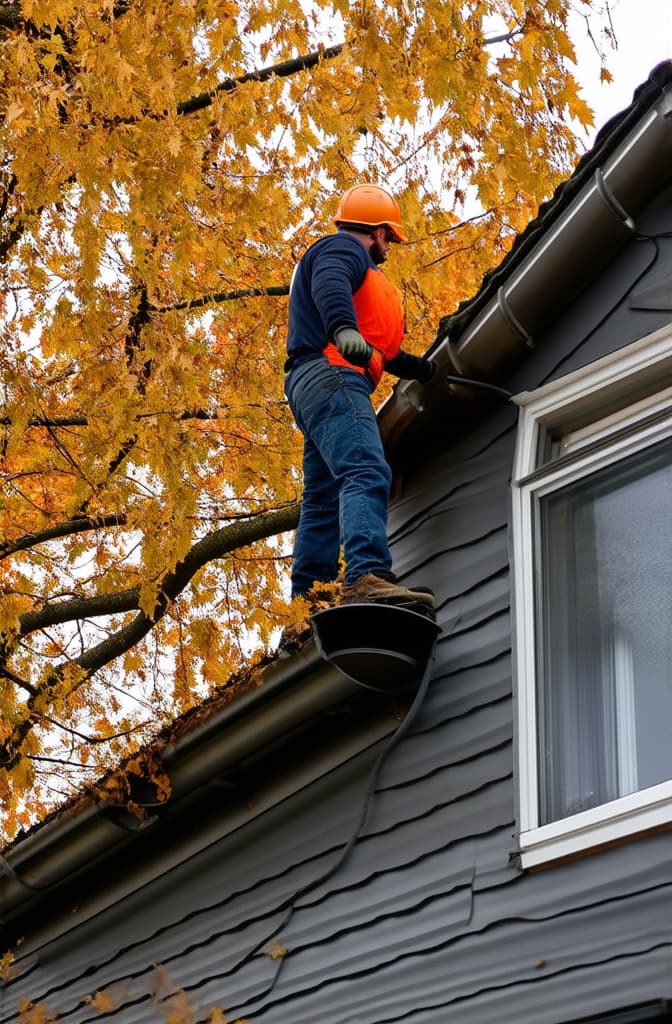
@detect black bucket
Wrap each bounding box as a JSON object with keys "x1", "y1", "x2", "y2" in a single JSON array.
[{"x1": 310, "y1": 603, "x2": 441, "y2": 692}]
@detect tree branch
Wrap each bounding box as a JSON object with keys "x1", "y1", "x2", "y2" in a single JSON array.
[
  {"x1": 34, "y1": 716, "x2": 149, "y2": 747},
  {"x1": 77, "y1": 501, "x2": 301, "y2": 668},
  {"x1": 0, "y1": 38, "x2": 341, "y2": 266},
  {"x1": 0, "y1": 502, "x2": 300, "y2": 768},
  {"x1": 0, "y1": 408, "x2": 228, "y2": 431},
  {"x1": 0, "y1": 415, "x2": 89, "y2": 427},
  {"x1": 0, "y1": 514, "x2": 127, "y2": 559},
  {"x1": 0, "y1": 3, "x2": 20, "y2": 31},
  {"x1": 18, "y1": 588, "x2": 140, "y2": 634},
  {"x1": 484, "y1": 27, "x2": 523, "y2": 45},
  {"x1": 0, "y1": 664, "x2": 39, "y2": 698},
  {"x1": 12, "y1": 505, "x2": 297, "y2": 638},
  {"x1": 0, "y1": 172, "x2": 18, "y2": 222},
  {"x1": 176, "y1": 43, "x2": 345, "y2": 117},
  {"x1": 0, "y1": 215, "x2": 28, "y2": 263},
  {"x1": 152, "y1": 284, "x2": 290, "y2": 314}
]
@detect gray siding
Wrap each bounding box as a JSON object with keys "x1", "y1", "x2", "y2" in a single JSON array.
[{"x1": 3, "y1": 195, "x2": 672, "y2": 1024}]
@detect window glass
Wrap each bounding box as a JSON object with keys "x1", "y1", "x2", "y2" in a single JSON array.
[{"x1": 536, "y1": 439, "x2": 672, "y2": 825}]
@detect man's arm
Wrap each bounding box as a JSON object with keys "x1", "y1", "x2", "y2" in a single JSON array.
[{"x1": 309, "y1": 234, "x2": 369, "y2": 338}]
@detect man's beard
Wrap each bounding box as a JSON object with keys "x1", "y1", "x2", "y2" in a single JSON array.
[{"x1": 370, "y1": 239, "x2": 387, "y2": 264}]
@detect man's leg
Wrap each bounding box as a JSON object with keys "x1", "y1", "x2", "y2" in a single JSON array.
[
  {"x1": 291, "y1": 434, "x2": 340, "y2": 598},
  {"x1": 308, "y1": 370, "x2": 434, "y2": 607},
  {"x1": 332, "y1": 373, "x2": 394, "y2": 583},
  {"x1": 289, "y1": 362, "x2": 393, "y2": 582},
  {"x1": 287, "y1": 360, "x2": 433, "y2": 608}
]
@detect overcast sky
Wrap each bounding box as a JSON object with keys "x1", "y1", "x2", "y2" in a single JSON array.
[{"x1": 574, "y1": 0, "x2": 671, "y2": 143}]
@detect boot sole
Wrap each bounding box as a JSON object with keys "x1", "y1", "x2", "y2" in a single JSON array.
[{"x1": 341, "y1": 593, "x2": 436, "y2": 615}]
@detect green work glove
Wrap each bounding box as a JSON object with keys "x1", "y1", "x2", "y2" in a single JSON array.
[{"x1": 334, "y1": 327, "x2": 374, "y2": 367}]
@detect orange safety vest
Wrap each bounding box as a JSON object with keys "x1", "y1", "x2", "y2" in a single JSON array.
[{"x1": 323, "y1": 267, "x2": 405, "y2": 389}]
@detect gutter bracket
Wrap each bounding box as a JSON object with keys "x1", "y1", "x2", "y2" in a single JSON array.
[
  {"x1": 496, "y1": 287, "x2": 534, "y2": 349},
  {"x1": 445, "y1": 334, "x2": 468, "y2": 376},
  {"x1": 594, "y1": 166, "x2": 637, "y2": 233},
  {"x1": 661, "y1": 88, "x2": 672, "y2": 119},
  {"x1": 0, "y1": 852, "x2": 51, "y2": 895}
]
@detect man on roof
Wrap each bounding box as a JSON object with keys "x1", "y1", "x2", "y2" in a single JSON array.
[{"x1": 284, "y1": 183, "x2": 436, "y2": 612}]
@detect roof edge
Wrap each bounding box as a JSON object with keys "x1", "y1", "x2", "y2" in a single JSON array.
[{"x1": 380, "y1": 62, "x2": 672, "y2": 453}]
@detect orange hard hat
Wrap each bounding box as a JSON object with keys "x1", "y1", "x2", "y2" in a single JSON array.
[{"x1": 333, "y1": 184, "x2": 408, "y2": 243}]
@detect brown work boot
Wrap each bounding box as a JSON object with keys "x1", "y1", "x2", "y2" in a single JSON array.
[{"x1": 341, "y1": 573, "x2": 435, "y2": 609}]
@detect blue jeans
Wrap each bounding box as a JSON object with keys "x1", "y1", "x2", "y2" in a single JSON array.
[{"x1": 285, "y1": 358, "x2": 393, "y2": 597}]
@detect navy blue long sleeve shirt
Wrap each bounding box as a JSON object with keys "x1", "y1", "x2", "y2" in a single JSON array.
[
  {"x1": 285, "y1": 232, "x2": 433, "y2": 382},
  {"x1": 286, "y1": 233, "x2": 367, "y2": 360}
]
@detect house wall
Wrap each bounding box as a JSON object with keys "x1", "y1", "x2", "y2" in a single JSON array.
[{"x1": 2, "y1": 188, "x2": 672, "y2": 1024}]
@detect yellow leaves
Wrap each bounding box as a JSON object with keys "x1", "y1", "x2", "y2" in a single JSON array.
[
  {"x1": 166, "y1": 130, "x2": 182, "y2": 159},
  {"x1": 94, "y1": 749, "x2": 172, "y2": 813},
  {"x1": 9, "y1": 757, "x2": 36, "y2": 795},
  {"x1": 17, "y1": 998, "x2": 58, "y2": 1024},
  {"x1": 518, "y1": 28, "x2": 543, "y2": 69},
  {"x1": 264, "y1": 941, "x2": 288, "y2": 960},
  {"x1": 552, "y1": 76, "x2": 595, "y2": 128},
  {"x1": 553, "y1": 28, "x2": 578, "y2": 64},
  {"x1": 0, "y1": 0, "x2": 612, "y2": 839},
  {"x1": 4, "y1": 100, "x2": 29, "y2": 130},
  {"x1": 214, "y1": 0, "x2": 239, "y2": 16},
  {"x1": 86, "y1": 990, "x2": 116, "y2": 1013},
  {"x1": 0, "y1": 595, "x2": 32, "y2": 645},
  {"x1": 14, "y1": 0, "x2": 42, "y2": 26},
  {"x1": 147, "y1": 976, "x2": 247, "y2": 1024},
  {"x1": 20, "y1": 0, "x2": 79, "y2": 30},
  {"x1": 207, "y1": 1010, "x2": 228, "y2": 1024},
  {"x1": 115, "y1": 54, "x2": 137, "y2": 87},
  {"x1": 122, "y1": 648, "x2": 146, "y2": 679},
  {"x1": 0, "y1": 755, "x2": 40, "y2": 840},
  {"x1": 188, "y1": 617, "x2": 228, "y2": 686},
  {"x1": 0, "y1": 950, "x2": 15, "y2": 983},
  {"x1": 35, "y1": 30, "x2": 68, "y2": 76}
]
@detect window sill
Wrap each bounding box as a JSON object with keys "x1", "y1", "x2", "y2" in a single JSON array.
[{"x1": 518, "y1": 779, "x2": 672, "y2": 869}]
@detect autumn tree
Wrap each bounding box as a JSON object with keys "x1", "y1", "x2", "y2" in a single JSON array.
[{"x1": 0, "y1": 0, "x2": 612, "y2": 837}]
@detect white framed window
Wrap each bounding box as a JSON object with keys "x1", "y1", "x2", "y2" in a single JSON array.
[{"x1": 511, "y1": 324, "x2": 672, "y2": 869}]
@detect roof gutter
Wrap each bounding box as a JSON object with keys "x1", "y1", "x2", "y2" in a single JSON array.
[
  {"x1": 0, "y1": 642, "x2": 363, "y2": 923},
  {"x1": 380, "y1": 71, "x2": 672, "y2": 452}
]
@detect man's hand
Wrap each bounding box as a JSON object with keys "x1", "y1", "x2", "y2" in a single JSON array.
[{"x1": 334, "y1": 327, "x2": 373, "y2": 367}]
